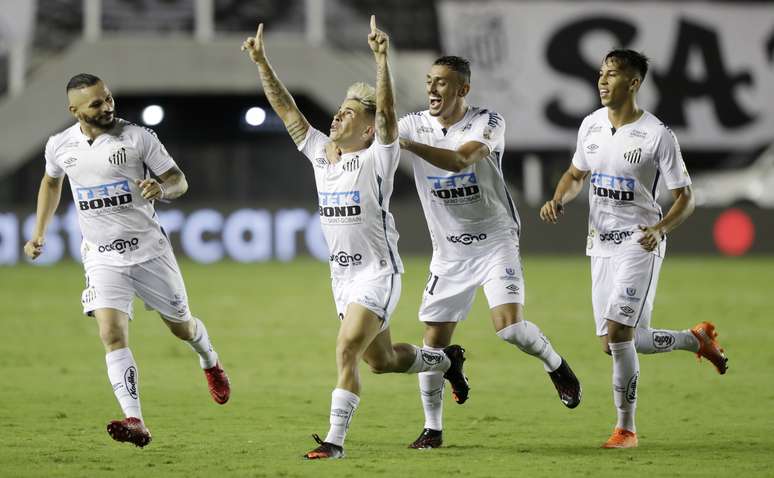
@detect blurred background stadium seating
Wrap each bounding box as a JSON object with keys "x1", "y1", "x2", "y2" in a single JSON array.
[{"x1": 1, "y1": 0, "x2": 771, "y2": 266}]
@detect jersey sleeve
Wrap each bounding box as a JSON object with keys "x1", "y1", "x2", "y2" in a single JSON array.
[
  {"x1": 44, "y1": 137, "x2": 65, "y2": 178},
  {"x1": 571, "y1": 117, "x2": 591, "y2": 171},
  {"x1": 139, "y1": 127, "x2": 177, "y2": 175},
  {"x1": 297, "y1": 127, "x2": 330, "y2": 166},
  {"x1": 656, "y1": 126, "x2": 691, "y2": 189},
  {"x1": 371, "y1": 135, "x2": 401, "y2": 178},
  {"x1": 398, "y1": 115, "x2": 414, "y2": 141},
  {"x1": 467, "y1": 110, "x2": 505, "y2": 153}
]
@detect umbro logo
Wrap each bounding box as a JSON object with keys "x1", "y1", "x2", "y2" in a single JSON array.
[
  {"x1": 64, "y1": 157, "x2": 78, "y2": 168},
  {"x1": 586, "y1": 144, "x2": 599, "y2": 151},
  {"x1": 506, "y1": 284, "x2": 520, "y2": 294},
  {"x1": 624, "y1": 147, "x2": 642, "y2": 164}
]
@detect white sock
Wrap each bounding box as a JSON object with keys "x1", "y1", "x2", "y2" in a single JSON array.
[
  {"x1": 186, "y1": 318, "x2": 218, "y2": 369},
  {"x1": 106, "y1": 347, "x2": 142, "y2": 420},
  {"x1": 406, "y1": 345, "x2": 451, "y2": 374},
  {"x1": 609, "y1": 340, "x2": 638, "y2": 433},
  {"x1": 324, "y1": 388, "x2": 360, "y2": 447},
  {"x1": 496, "y1": 321, "x2": 563, "y2": 372},
  {"x1": 634, "y1": 328, "x2": 699, "y2": 354},
  {"x1": 418, "y1": 344, "x2": 445, "y2": 431}
]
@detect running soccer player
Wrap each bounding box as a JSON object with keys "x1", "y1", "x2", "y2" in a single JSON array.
[
  {"x1": 23, "y1": 74, "x2": 230, "y2": 448},
  {"x1": 540, "y1": 49, "x2": 728, "y2": 449},
  {"x1": 241, "y1": 17, "x2": 469, "y2": 460},
  {"x1": 398, "y1": 56, "x2": 582, "y2": 449}
]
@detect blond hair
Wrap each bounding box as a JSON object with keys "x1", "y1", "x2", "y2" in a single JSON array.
[{"x1": 345, "y1": 82, "x2": 376, "y2": 115}]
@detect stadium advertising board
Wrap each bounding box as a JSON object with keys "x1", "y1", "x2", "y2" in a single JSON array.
[
  {"x1": 0, "y1": 205, "x2": 328, "y2": 265},
  {"x1": 438, "y1": 1, "x2": 774, "y2": 149}
]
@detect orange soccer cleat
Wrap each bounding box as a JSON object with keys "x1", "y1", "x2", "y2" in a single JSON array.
[
  {"x1": 602, "y1": 428, "x2": 638, "y2": 449},
  {"x1": 690, "y1": 322, "x2": 728, "y2": 374}
]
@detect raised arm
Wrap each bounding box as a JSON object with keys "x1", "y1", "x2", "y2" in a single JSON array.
[
  {"x1": 539, "y1": 164, "x2": 589, "y2": 223},
  {"x1": 368, "y1": 16, "x2": 397, "y2": 144},
  {"x1": 23, "y1": 173, "x2": 64, "y2": 260},
  {"x1": 241, "y1": 23, "x2": 310, "y2": 145}
]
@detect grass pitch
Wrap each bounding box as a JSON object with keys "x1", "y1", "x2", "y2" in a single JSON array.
[{"x1": 1, "y1": 256, "x2": 772, "y2": 477}]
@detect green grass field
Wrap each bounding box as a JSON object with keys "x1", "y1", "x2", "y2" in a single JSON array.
[{"x1": 1, "y1": 256, "x2": 772, "y2": 477}]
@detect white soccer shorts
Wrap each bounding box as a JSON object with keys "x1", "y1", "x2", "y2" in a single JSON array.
[
  {"x1": 331, "y1": 273, "x2": 402, "y2": 332},
  {"x1": 81, "y1": 248, "x2": 192, "y2": 322},
  {"x1": 419, "y1": 241, "x2": 525, "y2": 323},
  {"x1": 591, "y1": 250, "x2": 663, "y2": 336}
]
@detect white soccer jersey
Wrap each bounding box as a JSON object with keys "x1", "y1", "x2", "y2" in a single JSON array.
[
  {"x1": 45, "y1": 118, "x2": 176, "y2": 266},
  {"x1": 398, "y1": 106, "x2": 520, "y2": 275},
  {"x1": 297, "y1": 127, "x2": 404, "y2": 279},
  {"x1": 571, "y1": 107, "x2": 691, "y2": 257}
]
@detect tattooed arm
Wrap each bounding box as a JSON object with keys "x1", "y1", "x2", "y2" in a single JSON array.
[
  {"x1": 242, "y1": 23, "x2": 310, "y2": 146},
  {"x1": 368, "y1": 16, "x2": 398, "y2": 144}
]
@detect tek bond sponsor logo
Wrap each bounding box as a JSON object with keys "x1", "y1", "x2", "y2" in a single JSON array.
[
  {"x1": 590, "y1": 173, "x2": 636, "y2": 202},
  {"x1": 446, "y1": 232, "x2": 487, "y2": 245},
  {"x1": 426, "y1": 172, "x2": 480, "y2": 205},
  {"x1": 98, "y1": 237, "x2": 139, "y2": 254},
  {"x1": 75, "y1": 180, "x2": 133, "y2": 214},
  {"x1": 330, "y1": 250, "x2": 363, "y2": 267},
  {"x1": 318, "y1": 191, "x2": 362, "y2": 225}
]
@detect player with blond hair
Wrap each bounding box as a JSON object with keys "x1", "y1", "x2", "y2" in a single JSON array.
[{"x1": 241, "y1": 17, "x2": 469, "y2": 459}]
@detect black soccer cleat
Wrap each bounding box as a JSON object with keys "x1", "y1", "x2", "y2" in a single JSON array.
[
  {"x1": 548, "y1": 357, "x2": 582, "y2": 409},
  {"x1": 106, "y1": 417, "x2": 152, "y2": 448},
  {"x1": 442, "y1": 345, "x2": 470, "y2": 405},
  {"x1": 409, "y1": 428, "x2": 443, "y2": 449},
  {"x1": 303, "y1": 434, "x2": 344, "y2": 460}
]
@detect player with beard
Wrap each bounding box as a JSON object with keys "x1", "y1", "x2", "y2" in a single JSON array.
[
  {"x1": 398, "y1": 56, "x2": 582, "y2": 449},
  {"x1": 23, "y1": 73, "x2": 231, "y2": 448},
  {"x1": 241, "y1": 18, "x2": 469, "y2": 459},
  {"x1": 540, "y1": 49, "x2": 728, "y2": 448}
]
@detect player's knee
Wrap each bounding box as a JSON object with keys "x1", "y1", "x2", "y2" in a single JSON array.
[
  {"x1": 335, "y1": 339, "x2": 360, "y2": 367},
  {"x1": 364, "y1": 355, "x2": 391, "y2": 374},
  {"x1": 99, "y1": 326, "x2": 126, "y2": 349}
]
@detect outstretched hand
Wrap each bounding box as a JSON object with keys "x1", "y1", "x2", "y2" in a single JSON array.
[
  {"x1": 368, "y1": 15, "x2": 389, "y2": 56},
  {"x1": 241, "y1": 23, "x2": 266, "y2": 64}
]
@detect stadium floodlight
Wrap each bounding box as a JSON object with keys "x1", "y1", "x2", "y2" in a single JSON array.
[
  {"x1": 142, "y1": 105, "x2": 164, "y2": 126},
  {"x1": 245, "y1": 107, "x2": 266, "y2": 126}
]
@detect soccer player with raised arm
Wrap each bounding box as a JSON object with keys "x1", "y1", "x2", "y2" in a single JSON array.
[
  {"x1": 241, "y1": 17, "x2": 469, "y2": 460},
  {"x1": 23, "y1": 74, "x2": 230, "y2": 448},
  {"x1": 398, "y1": 56, "x2": 582, "y2": 449},
  {"x1": 540, "y1": 49, "x2": 728, "y2": 448}
]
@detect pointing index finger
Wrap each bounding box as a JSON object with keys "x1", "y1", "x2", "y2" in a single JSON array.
[
  {"x1": 370, "y1": 15, "x2": 376, "y2": 33},
  {"x1": 257, "y1": 22, "x2": 263, "y2": 39}
]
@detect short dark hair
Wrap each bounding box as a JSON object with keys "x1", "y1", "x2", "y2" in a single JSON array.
[
  {"x1": 66, "y1": 73, "x2": 102, "y2": 92},
  {"x1": 603, "y1": 49, "x2": 649, "y2": 81},
  {"x1": 433, "y1": 56, "x2": 471, "y2": 84}
]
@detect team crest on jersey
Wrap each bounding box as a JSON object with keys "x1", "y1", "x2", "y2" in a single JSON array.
[
  {"x1": 342, "y1": 156, "x2": 360, "y2": 172},
  {"x1": 108, "y1": 146, "x2": 127, "y2": 166},
  {"x1": 624, "y1": 147, "x2": 642, "y2": 164}
]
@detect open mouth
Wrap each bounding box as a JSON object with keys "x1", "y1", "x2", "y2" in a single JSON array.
[
  {"x1": 599, "y1": 89, "x2": 609, "y2": 98},
  {"x1": 429, "y1": 97, "x2": 442, "y2": 109}
]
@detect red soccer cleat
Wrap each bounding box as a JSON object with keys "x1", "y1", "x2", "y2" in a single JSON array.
[
  {"x1": 204, "y1": 362, "x2": 231, "y2": 404},
  {"x1": 107, "y1": 417, "x2": 152, "y2": 448}
]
